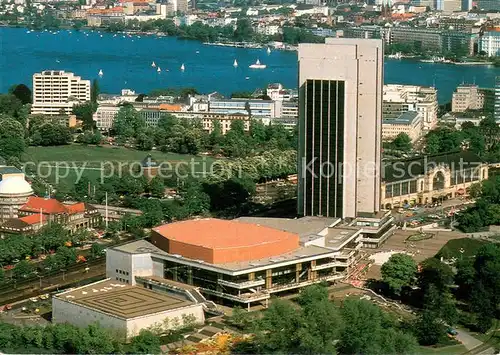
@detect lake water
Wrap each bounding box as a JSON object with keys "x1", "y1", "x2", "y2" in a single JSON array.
[{"x1": 1, "y1": 27, "x2": 499, "y2": 103}]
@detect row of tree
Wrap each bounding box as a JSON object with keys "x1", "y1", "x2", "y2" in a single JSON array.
[
  {"x1": 380, "y1": 242, "x2": 500, "y2": 342},
  {"x1": 0, "y1": 322, "x2": 161, "y2": 354},
  {"x1": 228, "y1": 284, "x2": 418, "y2": 354},
  {"x1": 424, "y1": 117, "x2": 500, "y2": 162},
  {"x1": 112, "y1": 106, "x2": 297, "y2": 157},
  {"x1": 457, "y1": 175, "x2": 500, "y2": 232}
]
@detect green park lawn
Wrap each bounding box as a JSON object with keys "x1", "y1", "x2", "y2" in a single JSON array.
[
  {"x1": 435, "y1": 238, "x2": 489, "y2": 260},
  {"x1": 418, "y1": 344, "x2": 467, "y2": 355},
  {"x1": 21, "y1": 145, "x2": 217, "y2": 185}
]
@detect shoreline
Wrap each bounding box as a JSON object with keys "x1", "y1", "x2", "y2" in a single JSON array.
[{"x1": 6, "y1": 25, "x2": 498, "y2": 65}]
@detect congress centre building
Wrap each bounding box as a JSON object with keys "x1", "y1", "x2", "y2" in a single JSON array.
[{"x1": 106, "y1": 217, "x2": 366, "y2": 308}]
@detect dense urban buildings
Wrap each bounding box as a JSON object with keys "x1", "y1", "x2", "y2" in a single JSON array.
[
  {"x1": 451, "y1": 84, "x2": 492, "y2": 113},
  {"x1": 382, "y1": 84, "x2": 438, "y2": 130},
  {"x1": 31, "y1": 70, "x2": 90, "y2": 115},
  {"x1": 0, "y1": 196, "x2": 101, "y2": 235},
  {"x1": 297, "y1": 38, "x2": 383, "y2": 220}
]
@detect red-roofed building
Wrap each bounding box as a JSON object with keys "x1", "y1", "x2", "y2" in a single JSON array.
[
  {"x1": 0, "y1": 197, "x2": 101, "y2": 235},
  {"x1": 0, "y1": 214, "x2": 48, "y2": 234}
]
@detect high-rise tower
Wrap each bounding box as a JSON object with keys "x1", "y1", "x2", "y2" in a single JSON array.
[{"x1": 297, "y1": 38, "x2": 383, "y2": 219}]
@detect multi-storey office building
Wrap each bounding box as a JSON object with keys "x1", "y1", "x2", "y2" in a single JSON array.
[
  {"x1": 209, "y1": 99, "x2": 277, "y2": 119},
  {"x1": 31, "y1": 70, "x2": 90, "y2": 115},
  {"x1": 106, "y1": 217, "x2": 365, "y2": 308},
  {"x1": 298, "y1": 38, "x2": 383, "y2": 219},
  {"x1": 382, "y1": 111, "x2": 423, "y2": 143},
  {"x1": 383, "y1": 84, "x2": 438, "y2": 130},
  {"x1": 93, "y1": 105, "x2": 120, "y2": 131},
  {"x1": 480, "y1": 31, "x2": 500, "y2": 57},
  {"x1": 451, "y1": 84, "x2": 491, "y2": 113}
]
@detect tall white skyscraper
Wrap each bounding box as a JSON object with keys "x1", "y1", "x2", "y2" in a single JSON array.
[
  {"x1": 31, "y1": 70, "x2": 90, "y2": 116},
  {"x1": 297, "y1": 38, "x2": 383, "y2": 219}
]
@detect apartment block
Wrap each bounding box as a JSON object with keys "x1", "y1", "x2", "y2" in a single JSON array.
[
  {"x1": 298, "y1": 38, "x2": 383, "y2": 219},
  {"x1": 452, "y1": 84, "x2": 490, "y2": 113},
  {"x1": 31, "y1": 70, "x2": 90, "y2": 116},
  {"x1": 383, "y1": 84, "x2": 438, "y2": 130},
  {"x1": 389, "y1": 27, "x2": 475, "y2": 55},
  {"x1": 209, "y1": 98, "x2": 277, "y2": 119},
  {"x1": 480, "y1": 31, "x2": 500, "y2": 57}
]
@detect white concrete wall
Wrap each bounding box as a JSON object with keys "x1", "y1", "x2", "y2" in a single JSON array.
[
  {"x1": 131, "y1": 254, "x2": 154, "y2": 284},
  {"x1": 126, "y1": 304, "x2": 205, "y2": 338},
  {"x1": 53, "y1": 297, "x2": 126, "y2": 336}
]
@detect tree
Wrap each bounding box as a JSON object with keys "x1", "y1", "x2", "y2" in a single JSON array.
[
  {"x1": 136, "y1": 132, "x2": 154, "y2": 151},
  {"x1": 0, "y1": 117, "x2": 25, "y2": 158},
  {"x1": 392, "y1": 133, "x2": 413, "y2": 152},
  {"x1": 0, "y1": 94, "x2": 23, "y2": 117},
  {"x1": 91, "y1": 79, "x2": 100, "y2": 103},
  {"x1": 13, "y1": 260, "x2": 35, "y2": 279},
  {"x1": 90, "y1": 243, "x2": 105, "y2": 259},
  {"x1": 128, "y1": 330, "x2": 161, "y2": 354},
  {"x1": 233, "y1": 18, "x2": 253, "y2": 41},
  {"x1": 180, "y1": 180, "x2": 210, "y2": 216},
  {"x1": 148, "y1": 177, "x2": 165, "y2": 198},
  {"x1": 339, "y1": 298, "x2": 417, "y2": 354},
  {"x1": 413, "y1": 311, "x2": 443, "y2": 346},
  {"x1": 32, "y1": 123, "x2": 71, "y2": 146},
  {"x1": 73, "y1": 102, "x2": 97, "y2": 130},
  {"x1": 418, "y1": 257, "x2": 454, "y2": 293},
  {"x1": 9, "y1": 84, "x2": 32, "y2": 105},
  {"x1": 381, "y1": 253, "x2": 417, "y2": 295},
  {"x1": 112, "y1": 106, "x2": 145, "y2": 139}
]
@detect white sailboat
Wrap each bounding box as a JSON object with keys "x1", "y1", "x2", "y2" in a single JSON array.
[
  {"x1": 249, "y1": 59, "x2": 266, "y2": 69},
  {"x1": 233, "y1": 59, "x2": 238, "y2": 67},
  {"x1": 98, "y1": 69, "x2": 103, "y2": 77},
  {"x1": 267, "y1": 47, "x2": 271, "y2": 54},
  {"x1": 157, "y1": 67, "x2": 161, "y2": 73},
  {"x1": 151, "y1": 61, "x2": 156, "y2": 68},
  {"x1": 180, "y1": 63, "x2": 185, "y2": 71}
]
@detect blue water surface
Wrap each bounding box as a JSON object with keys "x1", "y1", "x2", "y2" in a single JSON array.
[{"x1": 1, "y1": 27, "x2": 499, "y2": 103}]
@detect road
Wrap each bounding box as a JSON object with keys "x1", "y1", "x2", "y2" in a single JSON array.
[{"x1": 457, "y1": 329, "x2": 484, "y2": 351}]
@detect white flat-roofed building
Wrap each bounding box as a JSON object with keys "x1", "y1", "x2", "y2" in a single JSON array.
[
  {"x1": 382, "y1": 111, "x2": 423, "y2": 143},
  {"x1": 31, "y1": 70, "x2": 90, "y2": 116},
  {"x1": 52, "y1": 279, "x2": 205, "y2": 339},
  {"x1": 93, "y1": 105, "x2": 120, "y2": 131}
]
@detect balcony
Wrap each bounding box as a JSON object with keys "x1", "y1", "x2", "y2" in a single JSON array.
[
  {"x1": 312, "y1": 261, "x2": 349, "y2": 271},
  {"x1": 201, "y1": 288, "x2": 270, "y2": 303},
  {"x1": 218, "y1": 278, "x2": 266, "y2": 289}
]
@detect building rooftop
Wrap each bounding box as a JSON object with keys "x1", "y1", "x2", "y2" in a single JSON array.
[
  {"x1": 153, "y1": 218, "x2": 298, "y2": 250},
  {"x1": 54, "y1": 279, "x2": 194, "y2": 319},
  {"x1": 236, "y1": 216, "x2": 339, "y2": 237},
  {"x1": 0, "y1": 166, "x2": 22, "y2": 176},
  {"x1": 383, "y1": 111, "x2": 420, "y2": 125}
]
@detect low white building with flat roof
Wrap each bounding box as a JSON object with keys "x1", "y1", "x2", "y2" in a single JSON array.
[{"x1": 52, "y1": 279, "x2": 205, "y2": 339}]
